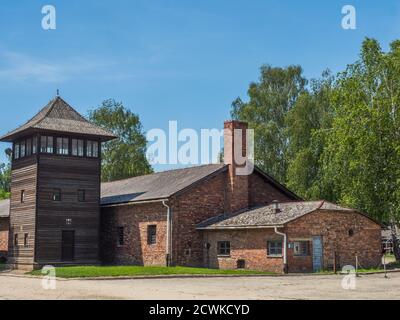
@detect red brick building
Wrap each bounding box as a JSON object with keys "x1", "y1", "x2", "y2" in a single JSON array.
[
  {"x1": 0, "y1": 98, "x2": 382, "y2": 272},
  {"x1": 101, "y1": 120, "x2": 382, "y2": 273}
]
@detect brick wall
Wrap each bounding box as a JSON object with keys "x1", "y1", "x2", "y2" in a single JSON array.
[
  {"x1": 172, "y1": 172, "x2": 227, "y2": 266},
  {"x1": 202, "y1": 210, "x2": 381, "y2": 273},
  {"x1": 202, "y1": 228, "x2": 284, "y2": 273},
  {"x1": 286, "y1": 210, "x2": 382, "y2": 272},
  {"x1": 0, "y1": 217, "x2": 9, "y2": 256},
  {"x1": 100, "y1": 169, "x2": 297, "y2": 267},
  {"x1": 100, "y1": 202, "x2": 168, "y2": 266},
  {"x1": 224, "y1": 120, "x2": 249, "y2": 213},
  {"x1": 249, "y1": 173, "x2": 293, "y2": 207}
]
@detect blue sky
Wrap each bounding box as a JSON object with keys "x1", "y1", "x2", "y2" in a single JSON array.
[{"x1": 1, "y1": 0, "x2": 400, "y2": 171}]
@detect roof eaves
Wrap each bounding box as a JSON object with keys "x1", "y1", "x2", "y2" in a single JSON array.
[{"x1": 196, "y1": 224, "x2": 285, "y2": 230}]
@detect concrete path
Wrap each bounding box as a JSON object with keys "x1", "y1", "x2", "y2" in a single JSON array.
[{"x1": 0, "y1": 272, "x2": 399, "y2": 300}]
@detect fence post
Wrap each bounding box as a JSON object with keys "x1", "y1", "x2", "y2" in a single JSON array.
[{"x1": 355, "y1": 255, "x2": 359, "y2": 277}]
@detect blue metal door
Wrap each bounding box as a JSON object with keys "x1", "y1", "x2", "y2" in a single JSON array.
[{"x1": 312, "y1": 236, "x2": 323, "y2": 272}]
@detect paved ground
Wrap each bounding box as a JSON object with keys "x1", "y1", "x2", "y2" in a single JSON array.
[{"x1": 0, "y1": 272, "x2": 399, "y2": 300}]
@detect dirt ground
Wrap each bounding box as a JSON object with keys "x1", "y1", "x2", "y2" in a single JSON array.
[{"x1": 0, "y1": 271, "x2": 399, "y2": 300}]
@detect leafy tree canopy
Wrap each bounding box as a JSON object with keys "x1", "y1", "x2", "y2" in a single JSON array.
[{"x1": 89, "y1": 99, "x2": 153, "y2": 182}]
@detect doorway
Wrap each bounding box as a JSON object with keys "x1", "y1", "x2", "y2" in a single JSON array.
[
  {"x1": 312, "y1": 236, "x2": 323, "y2": 272},
  {"x1": 61, "y1": 230, "x2": 75, "y2": 261}
]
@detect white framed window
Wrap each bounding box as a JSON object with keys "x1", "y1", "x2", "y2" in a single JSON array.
[{"x1": 267, "y1": 241, "x2": 282, "y2": 257}]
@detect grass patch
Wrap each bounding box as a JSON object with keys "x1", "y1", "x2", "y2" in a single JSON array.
[{"x1": 29, "y1": 265, "x2": 276, "y2": 278}]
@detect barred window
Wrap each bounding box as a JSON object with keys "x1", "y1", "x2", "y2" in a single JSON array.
[
  {"x1": 117, "y1": 227, "x2": 124, "y2": 246},
  {"x1": 147, "y1": 225, "x2": 157, "y2": 245}
]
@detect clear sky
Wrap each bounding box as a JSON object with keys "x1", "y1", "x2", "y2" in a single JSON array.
[{"x1": 1, "y1": 0, "x2": 400, "y2": 171}]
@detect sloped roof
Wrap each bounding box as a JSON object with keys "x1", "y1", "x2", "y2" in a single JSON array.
[
  {"x1": 196, "y1": 200, "x2": 362, "y2": 229},
  {"x1": 0, "y1": 199, "x2": 10, "y2": 218},
  {"x1": 101, "y1": 164, "x2": 228, "y2": 205},
  {"x1": 0, "y1": 96, "x2": 117, "y2": 142}
]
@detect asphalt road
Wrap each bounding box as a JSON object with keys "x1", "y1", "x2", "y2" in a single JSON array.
[{"x1": 0, "y1": 272, "x2": 399, "y2": 300}]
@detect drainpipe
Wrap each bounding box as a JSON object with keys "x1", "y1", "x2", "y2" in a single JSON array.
[
  {"x1": 274, "y1": 226, "x2": 288, "y2": 274},
  {"x1": 162, "y1": 200, "x2": 171, "y2": 267}
]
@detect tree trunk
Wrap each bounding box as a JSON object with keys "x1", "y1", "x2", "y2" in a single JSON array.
[{"x1": 391, "y1": 223, "x2": 400, "y2": 261}]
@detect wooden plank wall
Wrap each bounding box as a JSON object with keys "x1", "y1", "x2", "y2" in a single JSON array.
[
  {"x1": 35, "y1": 154, "x2": 101, "y2": 264},
  {"x1": 9, "y1": 156, "x2": 38, "y2": 266}
]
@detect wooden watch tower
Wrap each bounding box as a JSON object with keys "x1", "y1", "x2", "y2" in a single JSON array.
[{"x1": 0, "y1": 97, "x2": 116, "y2": 269}]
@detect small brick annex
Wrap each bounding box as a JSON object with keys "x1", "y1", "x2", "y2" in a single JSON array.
[
  {"x1": 0, "y1": 216, "x2": 9, "y2": 259},
  {"x1": 100, "y1": 120, "x2": 382, "y2": 273}
]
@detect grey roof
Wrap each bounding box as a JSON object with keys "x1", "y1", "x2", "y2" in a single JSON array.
[
  {"x1": 197, "y1": 200, "x2": 359, "y2": 229},
  {"x1": 101, "y1": 164, "x2": 227, "y2": 205},
  {"x1": 0, "y1": 96, "x2": 117, "y2": 142},
  {"x1": 0, "y1": 199, "x2": 10, "y2": 218}
]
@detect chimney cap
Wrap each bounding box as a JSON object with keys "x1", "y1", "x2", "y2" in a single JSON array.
[{"x1": 272, "y1": 200, "x2": 281, "y2": 213}]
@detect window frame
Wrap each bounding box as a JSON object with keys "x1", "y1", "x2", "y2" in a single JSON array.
[
  {"x1": 26, "y1": 138, "x2": 32, "y2": 156},
  {"x1": 77, "y1": 189, "x2": 86, "y2": 202},
  {"x1": 24, "y1": 233, "x2": 29, "y2": 247},
  {"x1": 217, "y1": 241, "x2": 231, "y2": 256},
  {"x1": 20, "y1": 139, "x2": 26, "y2": 158},
  {"x1": 52, "y1": 188, "x2": 61, "y2": 201},
  {"x1": 14, "y1": 233, "x2": 18, "y2": 247},
  {"x1": 20, "y1": 190, "x2": 25, "y2": 203},
  {"x1": 71, "y1": 138, "x2": 84, "y2": 157},
  {"x1": 40, "y1": 135, "x2": 54, "y2": 154},
  {"x1": 293, "y1": 241, "x2": 309, "y2": 256},
  {"x1": 32, "y1": 136, "x2": 37, "y2": 154},
  {"x1": 56, "y1": 137, "x2": 70, "y2": 155},
  {"x1": 147, "y1": 225, "x2": 157, "y2": 245},
  {"x1": 14, "y1": 142, "x2": 20, "y2": 159},
  {"x1": 86, "y1": 140, "x2": 99, "y2": 158},
  {"x1": 267, "y1": 240, "x2": 283, "y2": 257},
  {"x1": 117, "y1": 226, "x2": 124, "y2": 247}
]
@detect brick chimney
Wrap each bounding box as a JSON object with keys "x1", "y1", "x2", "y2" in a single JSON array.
[{"x1": 224, "y1": 120, "x2": 250, "y2": 214}]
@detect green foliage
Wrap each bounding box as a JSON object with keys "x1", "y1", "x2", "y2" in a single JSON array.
[
  {"x1": 89, "y1": 99, "x2": 153, "y2": 182},
  {"x1": 285, "y1": 72, "x2": 335, "y2": 201},
  {"x1": 321, "y1": 38, "x2": 400, "y2": 222},
  {"x1": 231, "y1": 65, "x2": 307, "y2": 181},
  {"x1": 232, "y1": 39, "x2": 400, "y2": 224},
  {"x1": 0, "y1": 160, "x2": 11, "y2": 199}
]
